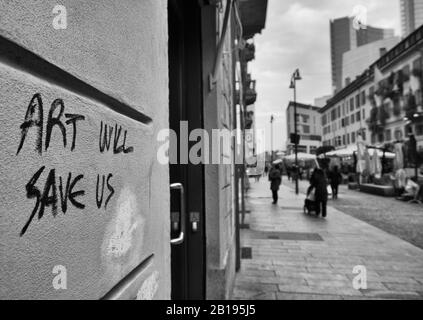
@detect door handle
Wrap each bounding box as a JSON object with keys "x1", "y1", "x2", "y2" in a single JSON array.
[{"x1": 170, "y1": 183, "x2": 185, "y2": 245}]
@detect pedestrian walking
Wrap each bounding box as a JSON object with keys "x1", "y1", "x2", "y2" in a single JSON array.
[
  {"x1": 269, "y1": 163, "x2": 282, "y2": 204},
  {"x1": 307, "y1": 168, "x2": 328, "y2": 217},
  {"x1": 264, "y1": 164, "x2": 269, "y2": 177},
  {"x1": 328, "y1": 165, "x2": 342, "y2": 199}
]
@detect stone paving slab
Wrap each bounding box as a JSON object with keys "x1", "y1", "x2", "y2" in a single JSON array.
[{"x1": 233, "y1": 179, "x2": 423, "y2": 300}]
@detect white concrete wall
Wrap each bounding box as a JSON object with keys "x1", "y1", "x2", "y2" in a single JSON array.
[{"x1": 0, "y1": 0, "x2": 170, "y2": 299}]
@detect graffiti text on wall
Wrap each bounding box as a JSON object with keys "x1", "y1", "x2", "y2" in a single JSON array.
[{"x1": 16, "y1": 93, "x2": 134, "y2": 236}]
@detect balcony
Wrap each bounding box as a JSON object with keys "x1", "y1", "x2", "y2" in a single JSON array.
[
  {"x1": 244, "y1": 110, "x2": 254, "y2": 129},
  {"x1": 245, "y1": 74, "x2": 257, "y2": 106},
  {"x1": 242, "y1": 42, "x2": 255, "y2": 62}
]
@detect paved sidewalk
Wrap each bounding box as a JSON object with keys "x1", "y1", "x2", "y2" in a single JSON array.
[{"x1": 233, "y1": 179, "x2": 423, "y2": 300}]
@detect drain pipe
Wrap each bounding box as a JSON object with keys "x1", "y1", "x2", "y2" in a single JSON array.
[{"x1": 209, "y1": 0, "x2": 234, "y2": 91}]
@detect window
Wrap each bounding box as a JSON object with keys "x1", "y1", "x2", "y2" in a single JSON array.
[
  {"x1": 298, "y1": 145, "x2": 307, "y2": 153},
  {"x1": 347, "y1": 133, "x2": 350, "y2": 145},
  {"x1": 345, "y1": 117, "x2": 349, "y2": 126},
  {"x1": 351, "y1": 114, "x2": 355, "y2": 124},
  {"x1": 350, "y1": 98, "x2": 354, "y2": 111},
  {"x1": 301, "y1": 114, "x2": 310, "y2": 123},
  {"x1": 385, "y1": 129, "x2": 392, "y2": 141},
  {"x1": 303, "y1": 125, "x2": 310, "y2": 134},
  {"x1": 378, "y1": 132, "x2": 384, "y2": 143},
  {"x1": 356, "y1": 94, "x2": 360, "y2": 108},
  {"x1": 362, "y1": 109, "x2": 365, "y2": 119},
  {"x1": 361, "y1": 91, "x2": 366, "y2": 105},
  {"x1": 362, "y1": 129, "x2": 366, "y2": 141},
  {"x1": 416, "y1": 124, "x2": 423, "y2": 136},
  {"x1": 413, "y1": 58, "x2": 422, "y2": 73},
  {"x1": 403, "y1": 64, "x2": 410, "y2": 80},
  {"x1": 394, "y1": 128, "x2": 403, "y2": 140},
  {"x1": 352, "y1": 132, "x2": 356, "y2": 143},
  {"x1": 331, "y1": 109, "x2": 336, "y2": 121},
  {"x1": 343, "y1": 135, "x2": 346, "y2": 145},
  {"x1": 341, "y1": 118, "x2": 345, "y2": 127},
  {"x1": 356, "y1": 111, "x2": 361, "y2": 122}
]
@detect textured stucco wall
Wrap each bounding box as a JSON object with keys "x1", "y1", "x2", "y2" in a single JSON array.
[{"x1": 0, "y1": 0, "x2": 170, "y2": 299}]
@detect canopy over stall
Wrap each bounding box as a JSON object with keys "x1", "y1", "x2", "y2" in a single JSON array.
[{"x1": 284, "y1": 152, "x2": 316, "y2": 161}]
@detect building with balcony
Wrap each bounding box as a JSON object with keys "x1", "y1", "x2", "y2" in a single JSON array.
[
  {"x1": 0, "y1": 0, "x2": 268, "y2": 300},
  {"x1": 321, "y1": 24, "x2": 423, "y2": 153}
]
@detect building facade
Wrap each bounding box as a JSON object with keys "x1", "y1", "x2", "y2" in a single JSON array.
[
  {"x1": 321, "y1": 74, "x2": 372, "y2": 149},
  {"x1": 322, "y1": 25, "x2": 423, "y2": 153},
  {"x1": 0, "y1": 0, "x2": 267, "y2": 300},
  {"x1": 343, "y1": 37, "x2": 401, "y2": 87},
  {"x1": 330, "y1": 16, "x2": 394, "y2": 92},
  {"x1": 314, "y1": 95, "x2": 333, "y2": 108},
  {"x1": 286, "y1": 102, "x2": 322, "y2": 155},
  {"x1": 401, "y1": 0, "x2": 423, "y2": 37}
]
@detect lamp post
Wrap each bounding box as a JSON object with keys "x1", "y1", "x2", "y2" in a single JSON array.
[
  {"x1": 290, "y1": 69, "x2": 302, "y2": 195},
  {"x1": 270, "y1": 115, "x2": 274, "y2": 162}
]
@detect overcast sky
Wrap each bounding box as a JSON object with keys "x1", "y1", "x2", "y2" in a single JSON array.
[{"x1": 250, "y1": 0, "x2": 401, "y2": 152}]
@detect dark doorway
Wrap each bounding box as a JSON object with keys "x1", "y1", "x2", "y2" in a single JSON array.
[{"x1": 168, "y1": 0, "x2": 206, "y2": 300}]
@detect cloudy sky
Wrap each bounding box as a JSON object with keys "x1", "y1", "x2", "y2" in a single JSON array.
[{"x1": 250, "y1": 0, "x2": 401, "y2": 152}]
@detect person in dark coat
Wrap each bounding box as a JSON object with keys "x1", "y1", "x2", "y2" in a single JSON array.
[
  {"x1": 328, "y1": 166, "x2": 342, "y2": 199},
  {"x1": 307, "y1": 168, "x2": 328, "y2": 217},
  {"x1": 269, "y1": 164, "x2": 282, "y2": 204}
]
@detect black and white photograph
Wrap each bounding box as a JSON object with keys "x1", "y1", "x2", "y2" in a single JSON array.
[{"x1": 1, "y1": 0, "x2": 423, "y2": 305}]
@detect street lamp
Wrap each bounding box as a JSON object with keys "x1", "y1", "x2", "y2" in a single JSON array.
[
  {"x1": 270, "y1": 115, "x2": 274, "y2": 162},
  {"x1": 289, "y1": 68, "x2": 302, "y2": 195}
]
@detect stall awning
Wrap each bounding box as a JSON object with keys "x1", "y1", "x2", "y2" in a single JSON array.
[{"x1": 238, "y1": 0, "x2": 268, "y2": 39}]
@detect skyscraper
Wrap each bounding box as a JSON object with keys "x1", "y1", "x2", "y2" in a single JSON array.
[
  {"x1": 401, "y1": 0, "x2": 423, "y2": 36},
  {"x1": 330, "y1": 17, "x2": 394, "y2": 93}
]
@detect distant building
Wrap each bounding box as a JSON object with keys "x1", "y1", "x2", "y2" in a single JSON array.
[
  {"x1": 342, "y1": 37, "x2": 401, "y2": 87},
  {"x1": 401, "y1": 0, "x2": 423, "y2": 36},
  {"x1": 321, "y1": 25, "x2": 423, "y2": 153},
  {"x1": 330, "y1": 16, "x2": 394, "y2": 92},
  {"x1": 286, "y1": 102, "x2": 322, "y2": 155}
]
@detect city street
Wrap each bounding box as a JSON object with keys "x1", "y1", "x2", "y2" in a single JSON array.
[
  {"x1": 233, "y1": 178, "x2": 423, "y2": 300},
  {"x1": 282, "y1": 178, "x2": 423, "y2": 249}
]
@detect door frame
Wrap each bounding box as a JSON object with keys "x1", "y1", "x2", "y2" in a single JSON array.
[{"x1": 168, "y1": 0, "x2": 206, "y2": 300}]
